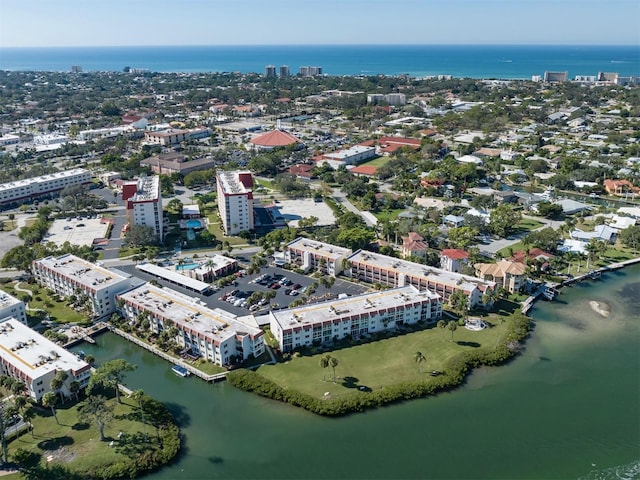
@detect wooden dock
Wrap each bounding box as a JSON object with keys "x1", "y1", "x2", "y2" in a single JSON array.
[
  {"x1": 106, "y1": 324, "x2": 229, "y2": 383},
  {"x1": 521, "y1": 256, "x2": 640, "y2": 315}
]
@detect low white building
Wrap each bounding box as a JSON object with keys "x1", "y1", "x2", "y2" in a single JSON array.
[
  {"x1": 32, "y1": 254, "x2": 135, "y2": 319},
  {"x1": 322, "y1": 145, "x2": 376, "y2": 165},
  {"x1": 117, "y1": 283, "x2": 264, "y2": 366},
  {"x1": 0, "y1": 318, "x2": 91, "y2": 402},
  {"x1": 270, "y1": 286, "x2": 442, "y2": 353},
  {"x1": 0, "y1": 289, "x2": 27, "y2": 325},
  {"x1": 284, "y1": 237, "x2": 352, "y2": 276},
  {"x1": 0, "y1": 169, "x2": 92, "y2": 207}
]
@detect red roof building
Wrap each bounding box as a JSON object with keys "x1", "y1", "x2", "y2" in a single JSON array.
[
  {"x1": 440, "y1": 249, "x2": 469, "y2": 273},
  {"x1": 250, "y1": 129, "x2": 301, "y2": 149},
  {"x1": 350, "y1": 165, "x2": 378, "y2": 177},
  {"x1": 604, "y1": 179, "x2": 638, "y2": 196},
  {"x1": 401, "y1": 232, "x2": 429, "y2": 258},
  {"x1": 288, "y1": 164, "x2": 314, "y2": 179}
]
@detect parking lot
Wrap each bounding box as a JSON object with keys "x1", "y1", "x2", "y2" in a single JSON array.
[
  {"x1": 45, "y1": 216, "x2": 110, "y2": 247},
  {"x1": 118, "y1": 263, "x2": 369, "y2": 318}
]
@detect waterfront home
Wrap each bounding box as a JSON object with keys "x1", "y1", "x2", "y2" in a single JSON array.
[{"x1": 475, "y1": 260, "x2": 527, "y2": 294}]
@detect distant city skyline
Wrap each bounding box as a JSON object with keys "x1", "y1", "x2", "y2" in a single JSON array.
[{"x1": 1, "y1": 0, "x2": 638, "y2": 48}]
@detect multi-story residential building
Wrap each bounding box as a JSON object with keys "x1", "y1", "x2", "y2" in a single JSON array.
[
  {"x1": 346, "y1": 250, "x2": 496, "y2": 308},
  {"x1": 270, "y1": 286, "x2": 442, "y2": 353},
  {"x1": 0, "y1": 290, "x2": 27, "y2": 325},
  {"x1": 299, "y1": 66, "x2": 322, "y2": 76},
  {"x1": 475, "y1": 260, "x2": 527, "y2": 294},
  {"x1": 0, "y1": 318, "x2": 90, "y2": 402},
  {"x1": 284, "y1": 237, "x2": 352, "y2": 276},
  {"x1": 32, "y1": 254, "x2": 135, "y2": 319},
  {"x1": 216, "y1": 171, "x2": 254, "y2": 235},
  {"x1": 279, "y1": 65, "x2": 290, "y2": 77},
  {"x1": 265, "y1": 65, "x2": 277, "y2": 77},
  {"x1": 0, "y1": 169, "x2": 92, "y2": 207},
  {"x1": 122, "y1": 176, "x2": 163, "y2": 241},
  {"x1": 117, "y1": 283, "x2": 264, "y2": 366},
  {"x1": 401, "y1": 232, "x2": 429, "y2": 259}
]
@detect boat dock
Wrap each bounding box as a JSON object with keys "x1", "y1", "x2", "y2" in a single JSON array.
[
  {"x1": 63, "y1": 322, "x2": 110, "y2": 348},
  {"x1": 106, "y1": 324, "x2": 229, "y2": 383},
  {"x1": 521, "y1": 256, "x2": 640, "y2": 315}
]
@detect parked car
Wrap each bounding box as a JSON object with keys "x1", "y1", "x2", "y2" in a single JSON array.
[
  {"x1": 289, "y1": 290, "x2": 299, "y2": 296},
  {"x1": 284, "y1": 289, "x2": 292, "y2": 295},
  {"x1": 292, "y1": 283, "x2": 302, "y2": 290},
  {"x1": 270, "y1": 283, "x2": 281, "y2": 289}
]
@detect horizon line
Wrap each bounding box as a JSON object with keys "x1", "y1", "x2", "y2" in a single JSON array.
[{"x1": 1, "y1": 43, "x2": 638, "y2": 49}]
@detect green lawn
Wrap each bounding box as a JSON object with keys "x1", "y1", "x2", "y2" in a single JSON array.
[
  {"x1": 1, "y1": 282, "x2": 88, "y2": 324},
  {"x1": 358, "y1": 156, "x2": 391, "y2": 169},
  {"x1": 497, "y1": 241, "x2": 526, "y2": 257},
  {"x1": 256, "y1": 315, "x2": 512, "y2": 399},
  {"x1": 206, "y1": 216, "x2": 246, "y2": 246},
  {"x1": 254, "y1": 178, "x2": 278, "y2": 192},
  {"x1": 372, "y1": 208, "x2": 405, "y2": 222},
  {"x1": 517, "y1": 218, "x2": 545, "y2": 232},
  {"x1": 8, "y1": 395, "x2": 158, "y2": 477}
]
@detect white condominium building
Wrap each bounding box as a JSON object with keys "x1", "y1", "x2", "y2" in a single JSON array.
[
  {"x1": 117, "y1": 283, "x2": 264, "y2": 366},
  {"x1": 270, "y1": 286, "x2": 442, "y2": 353},
  {"x1": 0, "y1": 289, "x2": 27, "y2": 325},
  {"x1": 0, "y1": 318, "x2": 91, "y2": 402},
  {"x1": 32, "y1": 254, "x2": 135, "y2": 319},
  {"x1": 122, "y1": 176, "x2": 164, "y2": 241},
  {"x1": 346, "y1": 250, "x2": 496, "y2": 308},
  {"x1": 217, "y1": 171, "x2": 254, "y2": 235},
  {"x1": 284, "y1": 237, "x2": 352, "y2": 276},
  {"x1": 0, "y1": 168, "x2": 92, "y2": 207}
]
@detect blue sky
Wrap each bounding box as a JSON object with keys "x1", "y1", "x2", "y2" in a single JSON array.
[{"x1": 1, "y1": 0, "x2": 638, "y2": 47}]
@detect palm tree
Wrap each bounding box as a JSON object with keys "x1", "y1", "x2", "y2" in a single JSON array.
[
  {"x1": 414, "y1": 351, "x2": 426, "y2": 373},
  {"x1": 50, "y1": 370, "x2": 69, "y2": 403},
  {"x1": 437, "y1": 319, "x2": 446, "y2": 339},
  {"x1": 42, "y1": 392, "x2": 58, "y2": 424},
  {"x1": 22, "y1": 407, "x2": 35, "y2": 438},
  {"x1": 329, "y1": 356, "x2": 339, "y2": 383},
  {"x1": 319, "y1": 355, "x2": 329, "y2": 381},
  {"x1": 447, "y1": 320, "x2": 458, "y2": 342}
]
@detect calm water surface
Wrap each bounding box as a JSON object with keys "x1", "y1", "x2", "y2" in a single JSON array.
[{"x1": 74, "y1": 264, "x2": 640, "y2": 479}]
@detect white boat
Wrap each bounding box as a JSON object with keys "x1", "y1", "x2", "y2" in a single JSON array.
[{"x1": 171, "y1": 365, "x2": 191, "y2": 377}]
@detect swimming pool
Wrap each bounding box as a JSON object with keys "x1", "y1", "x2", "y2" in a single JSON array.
[
  {"x1": 186, "y1": 219, "x2": 204, "y2": 228},
  {"x1": 176, "y1": 262, "x2": 199, "y2": 271}
]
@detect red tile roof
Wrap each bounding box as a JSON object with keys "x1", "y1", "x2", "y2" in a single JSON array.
[
  {"x1": 350, "y1": 165, "x2": 378, "y2": 176},
  {"x1": 441, "y1": 249, "x2": 469, "y2": 260},
  {"x1": 250, "y1": 129, "x2": 301, "y2": 147}
]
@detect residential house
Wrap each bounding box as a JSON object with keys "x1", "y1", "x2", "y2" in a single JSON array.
[
  {"x1": 475, "y1": 260, "x2": 527, "y2": 294},
  {"x1": 440, "y1": 249, "x2": 469, "y2": 273},
  {"x1": 401, "y1": 232, "x2": 429, "y2": 258}
]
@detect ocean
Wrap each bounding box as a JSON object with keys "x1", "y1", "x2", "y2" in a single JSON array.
[{"x1": 1, "y1": 44, "x2": 639, "y2": 79}]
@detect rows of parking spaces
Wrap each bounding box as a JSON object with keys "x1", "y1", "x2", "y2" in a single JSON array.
[
  {"x1": 270, "y1": 198, "x2": 337, "y2": 227},
  {"x1": 207, "y1": 265, "x2": 370, "y2": 317},
  {"x1": 44, "y1": 216, "x2": 110, "y2": 248}
]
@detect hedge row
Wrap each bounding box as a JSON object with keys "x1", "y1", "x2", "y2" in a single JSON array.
[{"x1": 228, "y1": 314, "x2": 532, "y2": 416}]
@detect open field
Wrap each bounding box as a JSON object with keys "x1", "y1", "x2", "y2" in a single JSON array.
[
  {"x1": 517, "y1": 218, "x2": 545, "y2": 232},
  {"x1": 256, "y1": 313, "x2": 512, "y2": 399},
  {"x1": 358, "y1": 156, "x2": 391, "y2": 169},
  {"x1": 7, "y1": 395, "x2": 159, "y2": 477}
]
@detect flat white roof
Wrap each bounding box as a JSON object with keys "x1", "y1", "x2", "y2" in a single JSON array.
[
  {"x1": 136, "y1": 263, "x2": 211, "y2": 293},
  {"x1": 324, "y1": 145, "x2": 375, "y2": 160},
  {"x1": 128, "y1": 176, "x2": 160, "y2": 202},
  {"x1": 0, "y1": 318, "x2": 89, "y2": 378},
  {"x1": 286, "y1": 237, "x2": 351, "y2": 260},
  {"x1": 217, "y1": 171, "x2": 252, "y2": 195},
  {"x1": 271, "y1": 285, "x2": 440, "y2": 331},
  {"x1": 0, "y1": 289, "x2": 23, "y2": 310},
  {"x1": 35, "y1": 254, "x2": 131, "y2": 291},
  {"x1": 347, "y1": 250, "x2": 495, "y2": 292},
  {"x1": 118, "y1": 284, "x2": 261, "y2": 343},
  {"x1": 0, "y1": 168, "x2": 89, "y2": 193}
]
